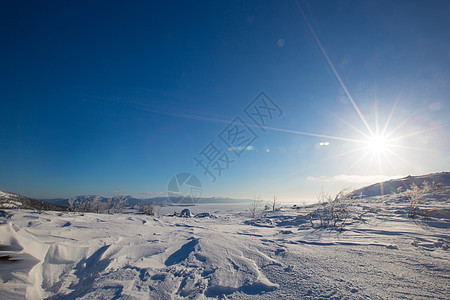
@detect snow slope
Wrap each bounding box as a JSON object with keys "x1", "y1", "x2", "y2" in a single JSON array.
[
  {"x1": 351, "y1": 171, "x2": 450, "y2": 197},
  {"x1": 0, "y1": 191, "x2": 65, "y2": 211},
  {"x1": 0, "y1": 189, "x2": 449, "y2": 299}
]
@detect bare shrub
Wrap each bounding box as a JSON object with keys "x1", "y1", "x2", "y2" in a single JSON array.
[
  {"x1": 68, "y1": 192, "x2": 127, "y2": 214},
  {"x1": 309, "y1": 189, "x2": 351, "y2": 230},
  {"x1": 68, "y1": 195, "x2": 103, "y2": 213},
  {"x1": 405, "y1": 181, "x2": 437, "y2": 218},
  {"x1": 405, "y1": 183, "x2": 421, "y2": 218},
  {"x1": 272, "y1": 195, "x2": 278, "y2": 211},
  {"x1": 142, "y1": 199, "x2": 155, "y2": 215},
  {"x1": 107, "y1": 194, "x2": 127, "y2": 214},
  {"x1": 141, "y1": 199, "x2": 165, "y2": 217},
  {"x1": 68, "y1": 197, "x2": 76, "y2": 211},
  {"x1": 154, "y1": 201, "x2": 165, "y2": 217},
  {"x1": 91, "y1": 195, "x2": 105, "y2": 213},
  {"x1": 249, "y1": 196, "x2": 263, "y2": 220}
]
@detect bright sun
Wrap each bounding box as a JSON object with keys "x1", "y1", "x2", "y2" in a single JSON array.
[{"x1": 368, "y1": 135, "x2": 389, "y2": 153}]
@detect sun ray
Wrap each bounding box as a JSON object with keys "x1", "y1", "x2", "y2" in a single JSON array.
[
  {"x1": 365, "y1": 152, "x2": 375, "y2": 171},
  {"x1": 385, "y1": 108, "x2": 421, "y2": 138},
  {"x1": 295, "y1": 1, "x2": 374, "y2": 137},
  {"x1": 381, "y1": 150, "x2": 402, "y2": 176},
  {"x1": 377, "y1": 151, "x2": 383, "y2": 174},
  {"x1": 257, "y1": 145, "x2": 370, "y2": 188},
  {"x1": 376, "y1": 151, "x2": 385, "y2": 195},
  {"x1": 381, "y1": 95, "x2": 401, "y2": 136},
  {"x1": 375, "y1": 99, "x2": 380, "y2": 136},
  {"x1": 258, "y1": 125, "x2": 367, "y2": 143},
  {"x1": 329, "y1": 145, "x2": 371, "y2": 159},
  {"x1": 382, "y1": 150, "x2": 413, "y2": 192},
  {"x1": 384, "y1": 148, "x2": 416, "y2": 169},
  {"x1": 389, "y1": 123, "x2": 449, "y2": 142},
  {"x1": 388, "y1": 144, "x2": 440, "y2": 153},
  {"x1": 332, "y1": 112, "x2": 371, "y2": 139},
  {"x1": 340, "y1": 151, "x2": 371, "y2": 175}
]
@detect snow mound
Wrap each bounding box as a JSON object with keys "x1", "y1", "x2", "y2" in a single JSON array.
[{"x1": 0, "y1": 212, "x2": 279, "y2": 299}]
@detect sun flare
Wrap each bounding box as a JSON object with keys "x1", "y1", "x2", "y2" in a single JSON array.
[{"x1": 368, "y1": 135, "x2": 389, "y2": 153}]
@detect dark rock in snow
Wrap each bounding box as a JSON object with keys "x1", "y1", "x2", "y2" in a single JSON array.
[{"x1": 180, "y1": 209, "x2": 191, "y2": 217}]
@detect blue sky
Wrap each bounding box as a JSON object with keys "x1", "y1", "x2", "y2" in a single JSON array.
[{"x1": 1, "y1": 0, "x2": 449, "y2": 201}]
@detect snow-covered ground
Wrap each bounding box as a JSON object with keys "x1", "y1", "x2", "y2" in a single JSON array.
[{"x1": 1, "y1": 192, "x2": 449, "y2": 299}]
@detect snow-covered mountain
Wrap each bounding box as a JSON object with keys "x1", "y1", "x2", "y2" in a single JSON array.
[{"x1": 0, "y1": 190, "x2": 66, "y2": 211}]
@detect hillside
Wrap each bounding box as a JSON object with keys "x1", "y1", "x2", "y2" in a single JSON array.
[
  {"x1": 0, "y1": 190, "x2": 66, "y2": 211},
  {"x1": 351, "y1": 172, "x2": 450, "y2": 197}
]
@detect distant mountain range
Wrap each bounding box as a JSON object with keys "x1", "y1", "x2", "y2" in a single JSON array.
[
  {"x1": 350, "y1": 172, "x2": 450, "y2": 197},
  {"x1": 38, "y1": 195, "x2": 150, "y2": 207},
  {"x1": 39, "y1": 195, "x2": 254, "y2": 207},
  {"x1": 2, "y1": 172, "x2": 448, "y2": 211}
]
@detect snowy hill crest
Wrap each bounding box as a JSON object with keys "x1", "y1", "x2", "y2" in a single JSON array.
[
  {"x1": 351, "y1": 172, "x2": 450, "y2": 197},
  {"x1": 0, "y1": 190, "x2": 65, "y2": 211}
]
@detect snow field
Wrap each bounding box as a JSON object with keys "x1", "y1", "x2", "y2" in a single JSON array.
[{"x1": 0, "y1": 192, "x2": 449, "y2": 299}]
